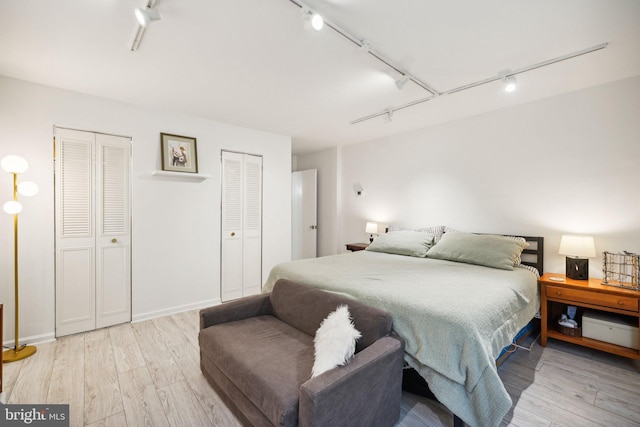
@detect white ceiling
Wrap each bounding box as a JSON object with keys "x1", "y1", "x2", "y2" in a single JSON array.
[{"x1": 1, "y1": 0, "x2": 639, "y2": 153}]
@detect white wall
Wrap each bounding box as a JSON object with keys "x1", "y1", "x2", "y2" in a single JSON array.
[
  {"x1": 339, "y1": 76, "x2": 640, "y2": 277},
  {"x1": 0, "y1": 76, "x2": 291, "y2": 344},
  {"x1": 294, "y1": 76, "x2": 640, "y2": 276}
]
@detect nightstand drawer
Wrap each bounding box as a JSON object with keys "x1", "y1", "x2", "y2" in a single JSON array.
[{"x1": 546, "y1": 285, "x2": 639, "y2": 312}]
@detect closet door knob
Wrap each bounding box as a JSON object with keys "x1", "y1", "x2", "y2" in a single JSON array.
[
  {"x1": 231, "y1": 232, "x2": 235, "y2": 237},
  {"x1": 111, "y1": 238, "x2": 117, "y2": 243}
]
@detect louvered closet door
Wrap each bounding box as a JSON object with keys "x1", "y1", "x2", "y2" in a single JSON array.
[
  {"x1": 95, "y1": 134, "x2": 131, "y2": 328},
  {"x1": 221, "y1": 152, "x2": 244, "y2": 301},
  {"x1": 220, "y1": 151, "x2": 262, "y2": 302},
  {"x1": 55, "y1": 128, "x2": 131, "y2": 337},
  {"x1": 242, "y1": 154, "x2": 262, "y2": 296},
  {"x1": 55, "y1": 129, "x2": 96, "y2": 336}
]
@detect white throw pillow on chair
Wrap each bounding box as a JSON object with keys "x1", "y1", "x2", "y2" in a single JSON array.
[{"x1": 311, "y1": 305, "x2": 362, "y2": 378}]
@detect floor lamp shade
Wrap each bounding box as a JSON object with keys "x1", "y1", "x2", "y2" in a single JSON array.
[
  {"x1": 1, "y1": 155, "x2": 28, "y2": 174},
  {"x1": 559, "y1": 235, "x2": 595, "y2": 280},
  {"x1": 2, "y1": 155, "x2": 38, "y2": 363}
]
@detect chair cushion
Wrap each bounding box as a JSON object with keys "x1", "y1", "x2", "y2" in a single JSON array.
[{"x1": 199, "y1": 315, "x2": 314, "y2": 426}]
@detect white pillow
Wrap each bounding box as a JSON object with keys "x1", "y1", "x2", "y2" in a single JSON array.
[{"x1": 311, "y1": 305, "x2": 362, "y2": 378}]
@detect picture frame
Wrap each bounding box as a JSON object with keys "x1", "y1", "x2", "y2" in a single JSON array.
[{"x1": 161, "y1": 133, "x2": 198, "y2": 173}]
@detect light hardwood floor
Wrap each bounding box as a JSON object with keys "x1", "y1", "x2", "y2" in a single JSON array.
[{"x1": 2, "y1": 311, "x2": 639, "y2": 426}]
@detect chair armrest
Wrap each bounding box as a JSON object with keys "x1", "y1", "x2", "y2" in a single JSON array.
[
  {"x1": 299, "y1": 335, "x2": 404, "y2": 427},
  {"x1": 199, "y1": 293, "x2": 272, "y2": 330}
]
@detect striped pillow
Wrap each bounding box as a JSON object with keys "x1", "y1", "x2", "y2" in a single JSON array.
[{"x1": 388, "y1": 225, "x2": 445, "y2": 243}]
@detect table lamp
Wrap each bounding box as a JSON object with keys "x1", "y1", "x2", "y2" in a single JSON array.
[
  {"x1": 558, "y1": 235, "x2": 595, "y2": 280},
  {"x1": 365, "y1": 222, "x2": 378, "y2": 243}
]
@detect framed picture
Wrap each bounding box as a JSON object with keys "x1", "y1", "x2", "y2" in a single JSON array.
[{"x1": 161, "y1": 133, "x2": 198, "y2": 173}]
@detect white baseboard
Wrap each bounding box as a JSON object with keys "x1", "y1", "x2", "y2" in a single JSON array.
[
  {"x1": 2, "y1": 332, "x2": 56, "y2": 349},
  {"x1": 132, "y1": 298, "x2": 221, "y2": 323},
  {"x1": 0, "y1": 302, "x2": 221, "y2": 348}
]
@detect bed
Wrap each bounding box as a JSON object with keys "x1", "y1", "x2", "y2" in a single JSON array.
[{"x1": 262, "y1": 230, "x2": 544, "y2": 427}]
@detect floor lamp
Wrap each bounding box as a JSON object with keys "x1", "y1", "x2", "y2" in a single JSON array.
[{"x1": 2, "y1": 155, "x2": 38, "y2": 363}]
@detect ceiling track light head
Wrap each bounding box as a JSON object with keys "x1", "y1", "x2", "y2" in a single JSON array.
[
  {"x1": 302, "y1": 8, "x2": 324, "y2": 31},
  {"x1": 503, "y1": 75, "x2": 517, "y2": 93},
  {"x1": 135, "y1": 6, "x2": 161, "y2": 28},
  {"x1": 311, "y1": 13, "x2": 324, "y2": 31},
  {"x1": 395, "y1": 75, "x2": 409, "y2": 90}
]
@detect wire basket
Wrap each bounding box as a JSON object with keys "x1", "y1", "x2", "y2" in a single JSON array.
[
  {"x1": 556, "y1": 324, "x2": 582, "y2": 337},
  {"x1": 602, "y1": 251, "x2": 639, "y2": 291}
]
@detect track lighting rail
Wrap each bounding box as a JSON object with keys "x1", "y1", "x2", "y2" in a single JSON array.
[
  {"x1": 351, "y1": 42, "x2": 608, "y2": 124},
  {"x1": 287, "y1": 0, "x2": 439, "y2": 96},
  {"x1": 284, "y1": 1, "x2": 607, "y2": 125}
]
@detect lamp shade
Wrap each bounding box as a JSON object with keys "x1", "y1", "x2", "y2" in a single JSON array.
[
  {"x1": 18, "y1": 181, "x2": 39, "y2": 197},
  {"x1": 365, "y1": 222, "x2": 378, "y2": 234},
  {"x1": 3, "y1": 200, "x2": 23, "y2": 214},
  {"x1": 1, "y1": 155, "x2": 28, "y2": 174},
  {"x1": 558, "y1": 235, "x2": 596, "y2": 258}
]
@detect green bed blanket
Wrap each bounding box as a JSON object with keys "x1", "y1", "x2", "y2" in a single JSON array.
[{"x1": 262, "y1": 251, "x2": 538, "y2": 427}]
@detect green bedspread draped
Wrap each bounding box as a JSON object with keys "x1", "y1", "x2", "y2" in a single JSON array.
[{"x1": 263, "y1": 251, "x2": 538, "y2": 427}]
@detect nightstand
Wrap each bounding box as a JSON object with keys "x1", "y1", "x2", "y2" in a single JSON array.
[
  {"x1": 540, "y1": 273, "x2": 640, "y2": 360},
  {"x1": 345, "y1": 242, "x2": 369, "y2": 252}
]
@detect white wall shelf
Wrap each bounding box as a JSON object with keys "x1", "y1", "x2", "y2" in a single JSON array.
[{"x1": 151, "y1": 170, "x2": 212, "y2": 181}]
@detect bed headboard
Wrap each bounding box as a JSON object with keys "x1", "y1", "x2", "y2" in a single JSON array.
[{"x1": 518, "y1": 236, "x2": 544, "y2": 275}]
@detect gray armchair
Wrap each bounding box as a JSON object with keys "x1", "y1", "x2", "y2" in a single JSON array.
[{"x1": 199, "y1": 279, "x2": 404, "y2": 427}]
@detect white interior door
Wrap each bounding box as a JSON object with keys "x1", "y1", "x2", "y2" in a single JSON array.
[
  {"x1": 291, "y1": 169, "x2": 317, "y2": 260},
  {"x1": 55, "y1": 128, "x2": 131, "y2": 337},
  {"x1": 221, "y1": 151, "x2": 262, "y2": 302}
]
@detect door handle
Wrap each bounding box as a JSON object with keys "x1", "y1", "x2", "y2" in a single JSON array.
[
  {"x1": 309, "y1": 225, "x2": 317, "y2": 230},
  {"x1": 111, "y1": 238, "x2": 117, "y2": 243},
  {"x1": 231, "y1": 232, "x2": 235, "y2": 237}
]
